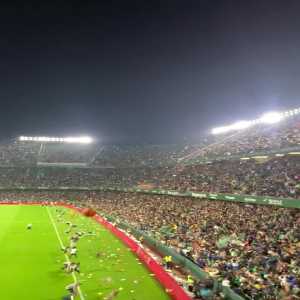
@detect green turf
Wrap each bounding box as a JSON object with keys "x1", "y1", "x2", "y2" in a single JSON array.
[{"x1": 0, "y1": 205, "x2": 170, "y2": 300}]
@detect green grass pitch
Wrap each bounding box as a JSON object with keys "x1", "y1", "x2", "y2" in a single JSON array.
[{"x1": 0, "y1": 205, "x2": 170, "y2": 300}]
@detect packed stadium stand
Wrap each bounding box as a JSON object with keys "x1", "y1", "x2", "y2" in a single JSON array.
[{"x1": 0, "y1": 108, "x2": 300, "y2": 299}]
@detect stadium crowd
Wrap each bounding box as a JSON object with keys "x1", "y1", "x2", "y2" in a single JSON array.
[
  {"x1": 159, "y1": 156, "x2": 300, "y2": 199},
  {"x1": 78, "y1": 192, "x2": 300, "y2": 300},
  {"x1": 0, "y1": 154, "x2": 298, "y2": 199},
  {"x1": 0, "y1": 191, "x2": 299, "y2": 299}
]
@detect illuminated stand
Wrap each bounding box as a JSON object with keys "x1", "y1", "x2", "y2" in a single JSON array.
[{"x1": 18, "y1": 135, "x2": 94, "y2": 167}]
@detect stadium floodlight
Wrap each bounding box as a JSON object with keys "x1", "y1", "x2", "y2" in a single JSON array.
[
  {"x1": 64, "y1": 136, "x2": 93, "y2": 144},
  {"x1": 259, "y1": 111, "x2": 284, "y2": 124},
  {"x1": 18, "y1": 136, "x2": 93, "y2": 144}
]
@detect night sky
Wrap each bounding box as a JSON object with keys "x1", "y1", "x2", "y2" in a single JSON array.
[{"x1": 1, "y1": 1, "x2": 300, "y2": 143}]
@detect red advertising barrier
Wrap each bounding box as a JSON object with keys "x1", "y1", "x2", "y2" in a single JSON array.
[
  {"x1": 91, "y1": 214, "x2": 191, "y2": 300},
  {"x1": 0, "y1": 201, "x2": 191, "y2": 300}
]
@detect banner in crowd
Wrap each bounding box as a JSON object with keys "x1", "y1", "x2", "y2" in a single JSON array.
[
  {"x1": 0, "y1": 186, "x2": 299, "y2": 209},
  {"x1": 118, "y1": 188, "x2": 300, "y2": 209}
]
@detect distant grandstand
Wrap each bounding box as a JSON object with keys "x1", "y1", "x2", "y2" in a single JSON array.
[{"x1": 0, "y1": 106, "x2": 296, "y2": 199}]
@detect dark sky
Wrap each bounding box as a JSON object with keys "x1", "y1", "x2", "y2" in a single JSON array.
[{"x1": 0, "y1": 1, "x2": 300, "y2": 143}]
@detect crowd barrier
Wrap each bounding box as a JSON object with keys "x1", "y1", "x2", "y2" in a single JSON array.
[
  {"x1": 92, "y1": 213, "x2": 191, "y2": 300},
  {"x1": 104, "y1": 215, "x2": 244, "y2": 300}
]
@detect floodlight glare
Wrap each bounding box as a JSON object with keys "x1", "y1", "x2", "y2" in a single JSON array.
[
  {"x1": 259, "y1": 112, "x2": 283, "y2": 124},
  {"x1": 231, "y1": 121, "x2": 252, "y2": 130},
  {"x1": 212, "y1": 120, "x2": 252, "y2": 135},
  {"x1": 212, "y1": 126, "x2": 229, "y2": 135}
]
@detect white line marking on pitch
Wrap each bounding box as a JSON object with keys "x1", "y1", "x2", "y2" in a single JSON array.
[{"x1": 46, "y1": 206, "x2": 85, "y2": 300}]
